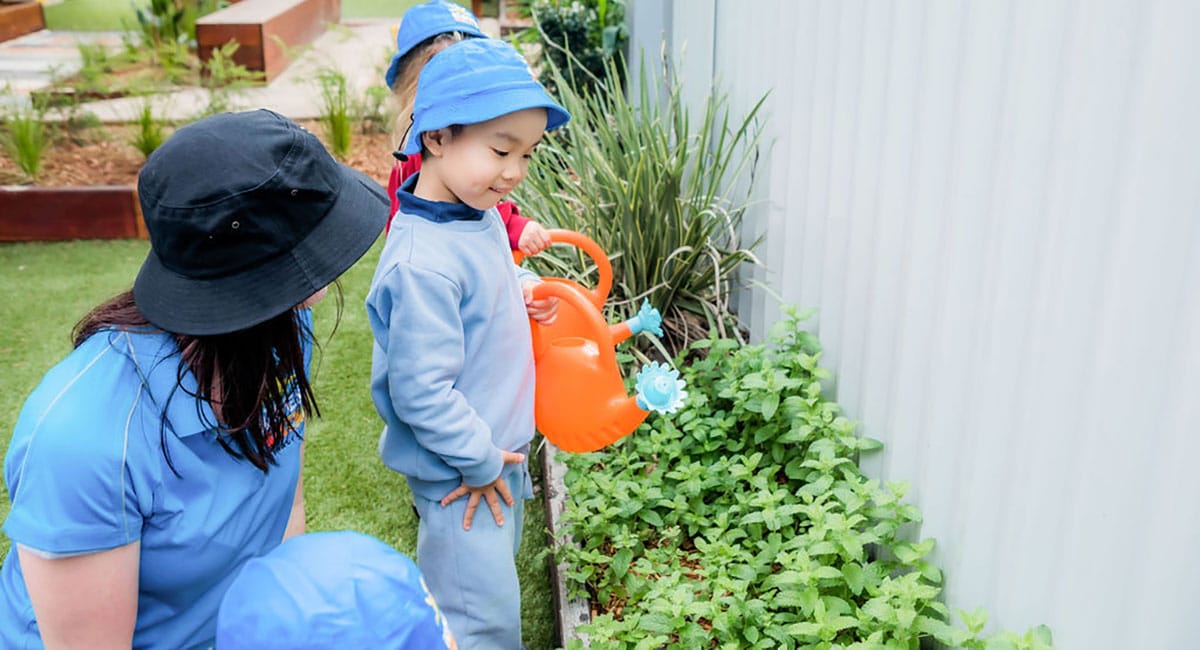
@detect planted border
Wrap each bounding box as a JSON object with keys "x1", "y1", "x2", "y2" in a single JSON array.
[{"x1": 551, "y1": 309, "x2": 1054, "y2": 649}]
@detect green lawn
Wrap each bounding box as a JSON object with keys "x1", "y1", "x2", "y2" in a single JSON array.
[
  {"x1": 43, "y1": 0, "x2": 494, "y2": 30},
  {"x1": 0, "y1": 238, "x2": 556, "y2": 649}
]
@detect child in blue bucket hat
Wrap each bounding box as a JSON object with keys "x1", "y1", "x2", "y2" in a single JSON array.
[
  {"x1": 217, "y1": 531, "x2": 456, "y2": 649},
  {"x1": 383, "y1": 0, "x2": 553, "y2": 257},
  {"x1": 366, "y1": 38, "x2": 569, "y2": 650}
]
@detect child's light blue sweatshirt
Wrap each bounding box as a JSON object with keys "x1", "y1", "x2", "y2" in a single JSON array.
[{"x1": 366, "y1": 179, "x2": 537, "y2": 501}]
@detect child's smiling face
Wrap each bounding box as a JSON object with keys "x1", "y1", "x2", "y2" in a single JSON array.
[{"x1": 418, "y1": 107, "x2": 548, "y2": 210}]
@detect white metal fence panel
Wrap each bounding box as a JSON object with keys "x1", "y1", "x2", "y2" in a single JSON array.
[{"x1": 631, "y1": 1, "x2": 1200, "y2": 647}]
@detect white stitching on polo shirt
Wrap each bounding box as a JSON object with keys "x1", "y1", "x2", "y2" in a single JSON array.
[
  {"x1": 15, "y1": 345, "x2": 112, "y2": 484},
  {"x1": 122, "y1": 385, "x2": 142, "y2": 544}
]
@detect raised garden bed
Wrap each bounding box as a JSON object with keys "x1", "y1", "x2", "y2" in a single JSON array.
[
  {"x1": 544, "y1": 313, "x2": 1056, "y2": 649},
  {"x1": 196, "y1": 0, "x2": 340, "y2": 82},
  {"x1": 0, "y1": 186, "x2": 144, "y2": 241},
  {"x1": 0, "y1": 122, "x2": 394, "y2": 243},
  {"x1": 0, "y1": 1, "x2": 44, "y2": 44}
]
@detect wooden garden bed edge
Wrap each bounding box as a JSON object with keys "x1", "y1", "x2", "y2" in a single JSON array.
[
  {"x1": 0, "y1": 185, "x2": 146, "y2": 242},
  {"x1": 541, "y1": 442, "x2": 592, "y2": 647}
]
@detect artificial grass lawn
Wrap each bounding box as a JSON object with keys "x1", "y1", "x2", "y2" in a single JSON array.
[
  {"x1": 43, "y1": 0, "x2": 495, "y2": 30},
  {"x1": 0, "y1": 238, "x2": 556, "y2": 649}
]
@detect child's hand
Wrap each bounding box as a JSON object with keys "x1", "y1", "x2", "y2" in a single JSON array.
[
  {"x1": 522, "y1": 281, "x2": 558, "y2": 325},
  {"x1": 517, "y1": 222, "x2": 553, "y2": 255},
  {"x1": 440, "y1": 450, "x2": 526, "y2": 530}
]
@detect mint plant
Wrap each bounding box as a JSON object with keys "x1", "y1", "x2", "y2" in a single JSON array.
[{"x1": 556, "y1": 308, "x2": 1053, "y2": 649}]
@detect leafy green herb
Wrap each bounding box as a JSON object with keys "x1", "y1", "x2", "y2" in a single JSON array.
[{"x1": 557, "y1": 307, "x2": 1053, "y2": 648}]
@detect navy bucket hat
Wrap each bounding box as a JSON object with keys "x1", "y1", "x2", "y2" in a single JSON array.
[
  {"x1": 402, "y1": 38, "x2": 571, "y2": 156},
  {"x1": 133, "y1": 109, "x2": 388, "y2": 336},
  {"x1": 384, "y1": 0, "x2": 485, "y2": 89},
  {"x1": 216, "y1": 531, "x2": 453, "y2": 649}
]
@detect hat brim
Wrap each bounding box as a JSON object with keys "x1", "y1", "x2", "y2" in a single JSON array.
[
  {"x1": 384, "y1": 51, "x2": 403, "y2": 89},
  {"x1": 134, "y1": 166, "x2": 387, "y2": 336},
  {"x1": 402, "y1": 88, "x2": 571, "y2": 155}
]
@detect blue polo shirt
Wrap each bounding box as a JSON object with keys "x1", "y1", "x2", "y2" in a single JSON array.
[{"x1": 0, "y1": 310, "x2": 311, "y2": 649}]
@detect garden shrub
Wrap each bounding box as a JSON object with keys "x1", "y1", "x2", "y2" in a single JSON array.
[
  {"x1": 513, "y1": 57, "x2": 764, "y2": 358},
  {"x1": 556, "y1": 308, "x2": 1054, "y2": 649},
  {"x1": 527, "y1": 0, "x2": 627, "y2": 96}
]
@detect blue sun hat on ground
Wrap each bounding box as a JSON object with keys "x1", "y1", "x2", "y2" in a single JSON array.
[
  {"x1": 384, "y1": 0, "x2": 485, "y2": 88},
  {"x1": 401, "y1": 37, "x2": 571, "y2": 157},
  {"x1": 216, "y1": 531, "x2": 453, "y2": 649}
]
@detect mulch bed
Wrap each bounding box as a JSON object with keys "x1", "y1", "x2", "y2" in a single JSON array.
[{"x1": 0, "y1": 121, "x2": 397, "y2": 188}]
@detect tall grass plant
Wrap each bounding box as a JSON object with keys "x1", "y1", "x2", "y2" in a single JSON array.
[
  {"x1": 316, "y1": 67, "x2": 354, "y2": 160},
  {"x1": 513, "y1": 57, "x2": 767, "y2": 358},
  {"x1": 1, "y1": 106, "x2": 50, "y2": 182},
  {"x1": 130, "y1": 100, "x2": 168, "y2": 158}
]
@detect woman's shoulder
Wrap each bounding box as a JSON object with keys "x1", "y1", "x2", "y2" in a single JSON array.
[{"x1": 11, "y1": 329, "x2": 174, "y2": 460}]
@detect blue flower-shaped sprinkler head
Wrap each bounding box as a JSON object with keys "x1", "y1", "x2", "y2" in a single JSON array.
[
  {"x1": 626, "y1": 300, "x2": 664, "y2": 337},
  {"x1": 635, "y1": 361, "x2": 688, "y2": 414}
]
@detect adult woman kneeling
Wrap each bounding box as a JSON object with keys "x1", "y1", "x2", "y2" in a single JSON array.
[{"x1": 0, "y1": 109, "x2": 387, "y2": 649}]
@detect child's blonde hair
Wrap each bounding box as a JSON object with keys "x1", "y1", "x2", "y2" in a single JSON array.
[{"x1": 391, "y1": 32, "x2": 470, "y2": 153}]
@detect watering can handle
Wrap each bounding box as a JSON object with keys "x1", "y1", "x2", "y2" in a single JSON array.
[
  {"x1": 513, "y1": 229, "x2": 612, "y2": 310},
  {"x1": 529, "y1": 280, "x2": 619, "y2": 366}
]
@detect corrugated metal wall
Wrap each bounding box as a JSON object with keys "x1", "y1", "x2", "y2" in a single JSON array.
[{"x1": 630, "y1": 1, "x2": 1200, "y2": 647}]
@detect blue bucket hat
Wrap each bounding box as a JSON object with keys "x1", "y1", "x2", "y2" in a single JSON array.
[
  {"x1": 402, "y1": 38, "x2": 570, "y2": 156},
  {"x1": 216, "y1": 531, "x2": 453, "y2": 649},
  {"x1": 384, "y1": 0, "x2": 485, "y2": 89}
]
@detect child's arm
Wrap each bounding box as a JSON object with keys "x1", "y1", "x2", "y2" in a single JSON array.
[
  {"x1": 497, "y1": 201, "x2": 529, "y2": 250},
  {"x1": 499, "y1": 202, "x2": 552, "y2": 255},
  {"x1": 368, "y1": 265, "x2": 505, "y2": 489},
  {"x1": 386, "y1": 155, "x2": 424, "y2": 233},
  {"x1": 385, "y1": 164, "x2": 402, "y2": 235}
]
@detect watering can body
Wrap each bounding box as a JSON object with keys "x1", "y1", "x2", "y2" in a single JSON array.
[{"x1": 521, "y1": 230, "x2": 684, "y2": 453}]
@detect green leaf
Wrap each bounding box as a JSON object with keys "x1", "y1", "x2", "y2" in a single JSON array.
[
  {"x1": 861, "y1": 598, "x2": 893, "y2": 623},
  {"x1": 842, "y1": 562, "x2": 865, "y2": 595},
  {"x1": 958, "y1": 608, "x2": 990, "y2": 635},
  {"x1": 856, "y1": 436, "x2": 884, "y2": 451},
  {"x1": 784, "y1": 622, "x2": 822, "y2": 638},
  {"x1": 638, "y1": 613, "x2": 675, "y2": 634},
  {"x1": 812, "y1": 566, "x2": 843, "y2": 581},
  {"x1": 639, "y1": 510, "x2": 664, "y2": 527},
  {"x1": 611, "y1": 548, "x2": 633, "y2": 578},
  {"x1": 984, "y1": 637, "x2": 1020, "y2": 650},
  {"x1": 761, "y1": 393, "x2": 780, "y2": 420},
  {"x1": 1030, "y1": 624, "x2": 1055, "y2": 648}
]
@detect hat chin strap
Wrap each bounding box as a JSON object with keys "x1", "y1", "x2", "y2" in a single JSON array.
[{"x1": 392, "y1": 115, "x2": 414, "y2": 162}]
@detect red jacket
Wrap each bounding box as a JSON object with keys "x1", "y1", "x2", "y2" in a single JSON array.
[{"x1": 386, "y1": 154, "x2": 531, "y2": 250}]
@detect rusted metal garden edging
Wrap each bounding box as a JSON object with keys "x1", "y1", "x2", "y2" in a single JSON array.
[
  {"x1": 0, "y1": 185, "x2": 146, "y2": 241},
  {"x1": 541, "y1": 442, "x2": 592, "y2": 647}
]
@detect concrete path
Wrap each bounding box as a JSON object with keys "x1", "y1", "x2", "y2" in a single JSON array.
[
  {"x1": 0, "y1": 16, "x2": 501, "y2": 121},
  {"x1": 0, "y1": 30, "x2": 121, "y2": 111}
]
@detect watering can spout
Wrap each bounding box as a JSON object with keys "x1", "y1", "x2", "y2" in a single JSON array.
[{"x1": 610, "y1": 299, "x2": 664, "y2": 346}]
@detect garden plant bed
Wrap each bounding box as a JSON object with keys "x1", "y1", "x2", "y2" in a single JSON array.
[
  {"x1": 549, "y1": 311, "x2": 1055, "y2": 649},
  {"x1": 0, "y1": 122, "x2": 396, "y2": 242}
]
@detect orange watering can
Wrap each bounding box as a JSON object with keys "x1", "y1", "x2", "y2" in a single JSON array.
[{"x1": 520, "y1": 230, "x2": 687, "y2": 453}]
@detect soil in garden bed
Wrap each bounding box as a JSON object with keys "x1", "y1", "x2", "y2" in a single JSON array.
[{"x1": 0, "y1": 122, "x2": 397, "y2": 188}]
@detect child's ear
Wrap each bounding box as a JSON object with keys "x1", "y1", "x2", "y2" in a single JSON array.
[{"x1": 422, "y1": 128, "x2": 452, "y2": 157}]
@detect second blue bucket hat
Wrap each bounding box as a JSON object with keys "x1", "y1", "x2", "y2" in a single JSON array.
[
  {"x1": 216, "y1": 531, "x2": 453, "y2": 649},
  {"x1": 401, "y1": 38, "x2": 571, "y2": 156},
  {"x1": 384, "y1": 0, "x2": 485, "y2": 89}
]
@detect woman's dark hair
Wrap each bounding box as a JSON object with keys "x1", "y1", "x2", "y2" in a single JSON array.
[{"x1": 73, "y1": 290, "x2": 318, "y2": 473}]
